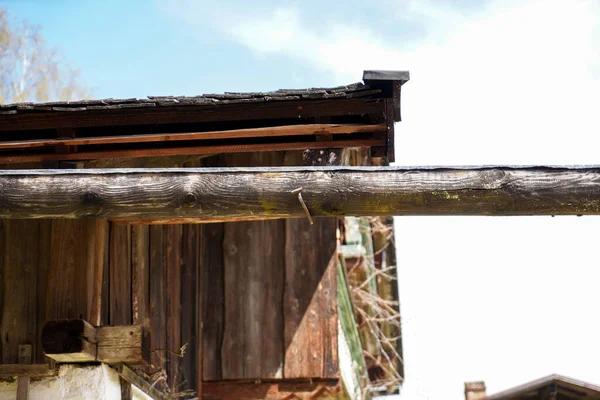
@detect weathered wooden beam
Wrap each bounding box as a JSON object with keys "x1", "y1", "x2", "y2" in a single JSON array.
[
  {"x1": 115, "y1": 365, "x2": 168, "y2": 400},
  {"x1": 0, "y1": 123, "x2": 385, "y2": 150},
  {"x1": 0, "y1": 138, "x2": 384, "y2": 164},
  {"x1": 96, "y1": 325, "x2": 151, "y2": 366},
  {"x1": 202, "y1": 379, "x2": 342, "y2": 400},
  {"x1": 0, "y1": 364, "x2": 56, "y2": 378},
  {"x1": 1, "y1": 166, "x2": 600, "y2": 219},
  {"x1": 41, "y1": 319, "x2": 150, "y2": 365},
  {"x1": 0, "y1": 98, "x2": 384, "y2": 131}
]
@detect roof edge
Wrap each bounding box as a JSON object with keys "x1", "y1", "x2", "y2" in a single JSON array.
[{"x1": 363, "y1": 70, "x2": 410, "y2": 85}]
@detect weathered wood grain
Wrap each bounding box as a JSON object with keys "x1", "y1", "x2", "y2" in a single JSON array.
[
  {"x1": 200, "y1": 223, "x2": 224, "y2": 381},
  {"x1": 131, "y1": 225, "x2": 150, "y2": 328},
  {"x1": 42, "y1": 320, "x2": 150, "y2": 365},
  {"x1": 89, "y1": 220, "x2": 109, "y2": 326},
  {"x1": 1, "y1": 166, "x2": 599, "y2": 218},
  {"x1": 0, "y1": 98, "x2": 384, "y2": 131},
  {"x1": 149, "y1": 225, "x2": 167, "y2": 370},
  {"x1": 222, "y1": 220, "x2": 286, "y2": 379},
  {"x1": 0, "y1": 123, "x2": 385, "y2": 150},
  {"x1": 110, "y1": 224, "x2": 132, "y2": 325},
  {"x1": 0, "y1": 139, "x2": 384, "y2": 164},
  {"x1": 45, "y1": 220, "x2": 99, "y2": 321},
  {"x1": 116, "y1": 365, "x2": 168, "y2": 400},
  {"x1": 96, "y1": 325, "x2": 150, "y2": 365},
  {"x1": 0, "y1": 221, "x2": 39, "y2": 364},
  {"x1": 284, "y1": 216, "x2": 338, "y2": 378},
  {"x1": 181, "y1": 224, "x2": 199, "y2": 393},
  {"x1": 165, "y1": 224, "x2": 182, "y2": 389},
  {"x1": 36, "y1": 220, "x2": 52, "y2": 362},
  {"x1": 0, "y1": 364, "x2": 55, "y2": 378},
  {"x1": 202, "y1": 379, "x2": 341, "y2": 400}
]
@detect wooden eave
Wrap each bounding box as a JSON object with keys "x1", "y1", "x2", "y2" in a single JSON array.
[{"x1": 0, "y1": 70, "x2": 409, "y2": 164}]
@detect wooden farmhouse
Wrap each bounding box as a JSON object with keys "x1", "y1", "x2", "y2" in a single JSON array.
[{"x1": 0, "y1": 71, "x2": 409, "y2": 399}]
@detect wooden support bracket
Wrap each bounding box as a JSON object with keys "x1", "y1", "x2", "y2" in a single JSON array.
[
  {"x1": 115, "y1": 365, "x2": 168, "y2": 400},
  {"x1": 41, "y1": 319, "x2": 150, "y2": 366}
]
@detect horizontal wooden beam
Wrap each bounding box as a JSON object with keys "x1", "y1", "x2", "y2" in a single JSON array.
[
  {"x1": 0, "y1": 123, "x2": 385, "y2": 150},
  {"x1": 0, "y1": 364, "x2": 56, "y2": 378},
  {"x1": 0, "y1": 98, "x2": 384, "y2": 131},
  {"x1": 41, "y1": 319, "x2": 150, "y2": 366},
  {"x1": 0, "y1": 139, "x2": 384, "y2": 164},
  {"x1": 1, "y1": 166, "x2": 600, "y2": 219},
  {"x1": 202, "y1": 379, "x2": 341, "y2": 400}
]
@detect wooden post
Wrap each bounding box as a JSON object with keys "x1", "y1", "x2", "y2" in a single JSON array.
[
  {"x1": 17, "y1": 344, "x2": 32, "y2": 400},
  {"x1": 1, "y1": 166, "x2": 600, "y2": 219}
]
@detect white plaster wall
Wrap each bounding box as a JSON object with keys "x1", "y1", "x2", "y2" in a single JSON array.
[{"x1": 0, "y1": 364, "x2": 122, "y2": 400}]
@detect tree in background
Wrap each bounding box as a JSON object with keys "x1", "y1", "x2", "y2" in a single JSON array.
[{"x1": 0, "y1": 9, "x2": 88, "y2": 104}]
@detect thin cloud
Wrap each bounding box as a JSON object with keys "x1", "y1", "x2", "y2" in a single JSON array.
[{"x1": 168, "y1": 0, "x2": 600, "y2": 165}]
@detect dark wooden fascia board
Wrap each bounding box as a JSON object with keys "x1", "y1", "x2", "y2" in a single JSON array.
[{"x1": 0, "y1": 98, "x2": 385, "y2": 132}]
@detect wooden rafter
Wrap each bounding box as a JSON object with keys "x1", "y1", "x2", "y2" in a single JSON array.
[
  {"x1": 0, "y1": 123, "x2": 385, "y2": 150},
  {"x1": 0, "y1": 166, "x2": 599, "y2": 219}
]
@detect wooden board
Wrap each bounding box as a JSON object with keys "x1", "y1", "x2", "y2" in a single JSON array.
[
  {"x1": 181, "y1": 224, "x2": 199, "y2": 393},
  {"x1": 131, "y1": 225, "x2": 150, "y2": 328},
  {"x1": 202, "y1": 379, "x2": 341, "y2": 400},
  {"x1": 149, "y1": 225, "x2": 167, "y2": 371},
  {"x1": 221, "y1": 220, "x2": 286, "y2": 379},
  {"x1": 109, "y1": 223, "x2": 132, "y2": 325},
  {"x1": 0, "y1": 220, "x2": 39, "y2": 363},
  {"x1": 165, "y1": 224, "x2": 183, "y2": 389},
  {"x1": 0, "y1": 98, "x2": 384, "y2": 131},
  {"x1": 200, "y1": 223, "x2": 225, "y2": 381},
  {"x1": 284, "y1": 218, "x2": 338, "y2": 378},
  {"x1": 45, "y1": 220, "x2": 101, "y2": 321},
  {"x1": 0, "y1": 123, "x2": 385, "y2": 150}
]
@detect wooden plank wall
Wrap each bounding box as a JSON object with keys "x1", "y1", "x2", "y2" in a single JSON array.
[{"x1": 0, "y1": 151, "x2": 340, "y2": 396}]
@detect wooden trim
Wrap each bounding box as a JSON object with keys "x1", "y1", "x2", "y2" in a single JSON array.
[
  {"x1": 0, "y1": 98, "x2": 384, "y2": 131},
  {"x1": 1, "y1": 166, "x2": 600, "y2": 219},
  {"x1": 0, "y1": 123, "x2": 385, "y2": 150},
  {"x1": 0, "y1": 139, "x2": 384, "y2": 164},
  {"x1": 0, "y1": 364, "x2": 56, "y2": 377}
]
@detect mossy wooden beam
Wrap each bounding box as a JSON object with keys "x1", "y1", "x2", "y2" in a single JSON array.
[{"x1": 1, "y1": 166, "x2": 600, "y2": 219}]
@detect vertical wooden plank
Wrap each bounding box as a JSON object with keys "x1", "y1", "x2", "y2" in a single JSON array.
[
  {"x1": 181, "y1": 224, "x2": 199, "y2": 393},
  {"x1": 200, "y1": 223, "x2": 224, "y2": 382},
  {"x1": 36, "y1": 220, "x2": 52, "y2": 363},
  {"x1": 1, "y1": 220, "x2": 39, "y2": 363},
  {"x1": 89, "y1": 220, "x2": 109, "y2": 326},
  {"x1": 120, "y1": 376, "x2": 132, "y2": 400},
  {"x1": 109, "y1": 223, "x2": 132, "y2": 325},
  {"x1": 132, "y1": 225, "x2": 150, "y2": 328},
  {"x1": 46, "y1": 220, "x2": 90, "y2": 320},
  {"x1": 166, "y1": 224, "x2": 182, "y2": 390},
  {"x1": 0, "y1": 220, "x2": 4, "y2": 360},
  {"x1": 16, "y1": 344, "x2": 32, "y2": 400},
  {"x1": 149, "y1": 225, "x2": 167, "y2": 373},
  {"x1": 221, "y1": 219, "x2": 286, "y2": 379},
  {"x1": 284, "y1": 218, "x2": 338, "y2": 378}
]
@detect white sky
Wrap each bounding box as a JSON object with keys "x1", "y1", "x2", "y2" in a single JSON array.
[{"x1": 207, "y1": 0, "x2": 600, "y2": 398}]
